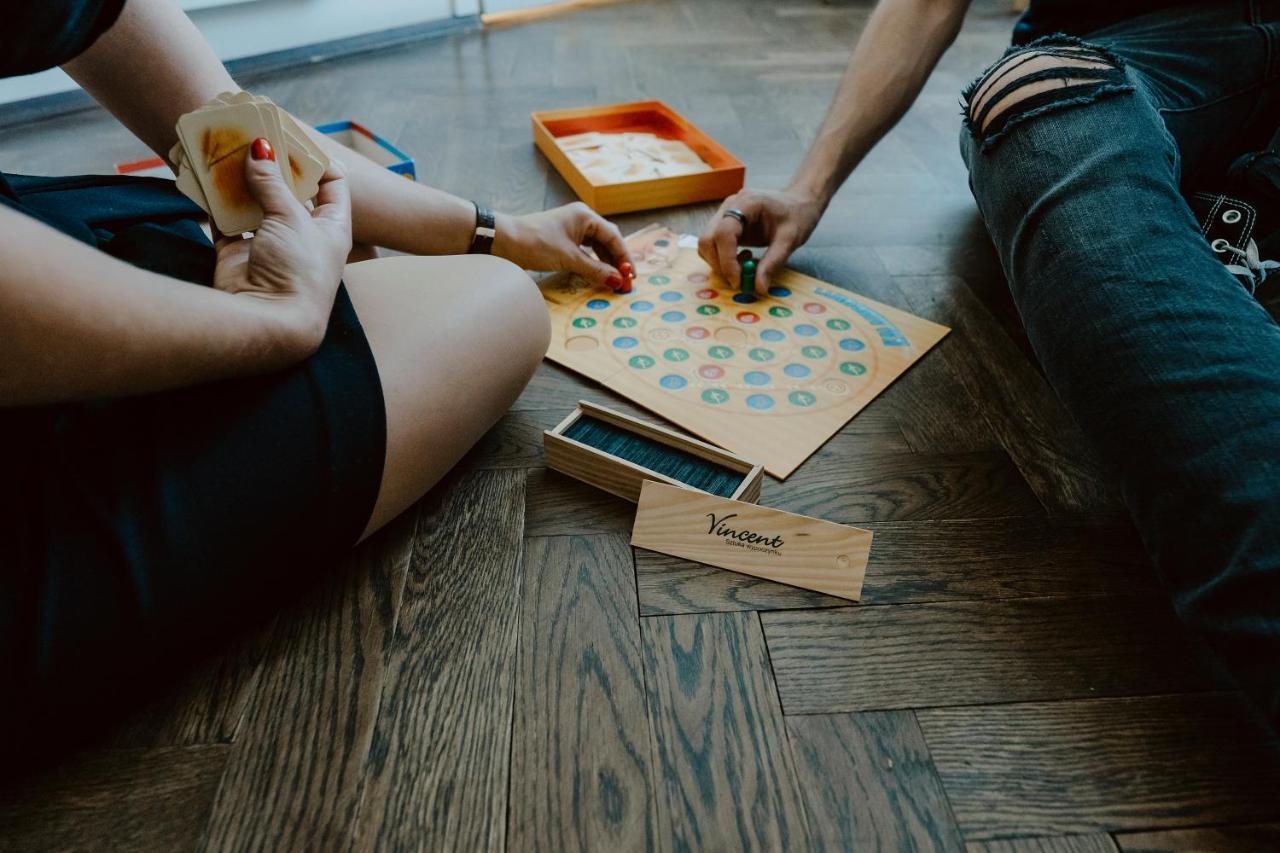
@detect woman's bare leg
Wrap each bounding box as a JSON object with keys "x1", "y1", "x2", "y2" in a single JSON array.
[
  {"x1": 342, "y1": 254, "x2": 550, "y2": 539},
  {"x1": 348, "y1": 243, "x2": 380, "y2": 264}
]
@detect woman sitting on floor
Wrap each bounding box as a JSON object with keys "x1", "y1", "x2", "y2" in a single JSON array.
[{"x1": 0, "y1": 0, "x2": 626, "y2": 749}]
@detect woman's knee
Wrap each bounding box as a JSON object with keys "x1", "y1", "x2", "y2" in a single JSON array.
[
  {"x1": 469, "y1": 254, "x2": 550, "y2": 370},
  {"x1": 344, "y1": 254, "x2": 548, "y2": 414}
]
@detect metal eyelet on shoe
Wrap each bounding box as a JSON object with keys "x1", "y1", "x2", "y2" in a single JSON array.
[
  {"x1": 1223, "y1": 209, "x2": 1241, "y2": 224},
  {"x1": 1211, "y1": 238, "x2": 1229, "y2": 253}
]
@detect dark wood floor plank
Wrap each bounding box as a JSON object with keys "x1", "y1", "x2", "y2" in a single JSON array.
[
  {"x1": 638, "y1": 514, "x2": 1153, "y2": 615},
  {"x1": 464, "y1": 408, "x2": 561, "y2": 471},
  {"x1": 200, "y1": 510, "x2": 418, "y2": 852},
  {"x1": 762, "y1": 595, "x2": 1226, "y2": 714},
  {"x1": 968, "y1": 836, "x2": 1119, "y2": 853},
  {"x1": 898, "y1": 275, "x2": 1120, "y2": 514},
  {"x1": 1115, "y1": 822, "x2": 1280, "y2": 852},
  {"x1": 770, "y1": 449, "x2": 1043, "y2": 524},
  {"x1": 877, "y1": 328, "x2": 1001, "y2": 455},
  {"x1": 526, "y1": 466, "x2": 639, "y2": 537},
  {"x1": 917, "y1": 693, "x2": 1280, "y2": 839},
  {"x1": 856, "y1": 515, "x2": 1153, "y2": 604},
  {"x1": 0, "y1": 745, "x2": 228, "y2": 853},
  {"x1": 354, "y1": 469, "x2": 527, "y2": 852},
  {"x1": 787, "y1": 711, "x2": 965, "y2": 852},
  {"x1": 508, "y1": 534, "x2": 658, "y2": 851},
  {"x1": 642, "y1": 611, "x2": 812, "y2": 851},
  {"x1": 794, "y1": 408, "x2": 915, "y2": 458},
  {"x1": 111, "y1": 627, "x2": 272, "y2": 748}
]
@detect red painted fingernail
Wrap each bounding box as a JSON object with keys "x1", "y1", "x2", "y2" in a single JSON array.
[
  {"x1": 251, "y1": 138, "x2": 275, "y2": 161},
  {"x1": 606, "y1": 274, "x2": 623, "y2": 289}
]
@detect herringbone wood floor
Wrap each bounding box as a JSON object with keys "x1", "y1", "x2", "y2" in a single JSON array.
[{"x1": 3, "y1": 1, "x2": 1280, "y2": 850}]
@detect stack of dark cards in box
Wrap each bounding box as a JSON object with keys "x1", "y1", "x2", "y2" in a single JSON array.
[{"x1": 171, "y1": 91, "x2": 329, "y2": 234}]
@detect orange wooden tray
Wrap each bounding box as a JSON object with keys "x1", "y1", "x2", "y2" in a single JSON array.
[{"x1": 532, "y1": 100, "x2": 745, "y2": 215}]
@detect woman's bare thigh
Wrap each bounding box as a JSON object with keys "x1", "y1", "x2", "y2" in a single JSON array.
[{"x1": 342, "y1": 254, "x2": 550, "y2": 539}]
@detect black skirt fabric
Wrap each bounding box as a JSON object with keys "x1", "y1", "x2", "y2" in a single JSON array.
[{"x1": 0, "y1": 173, "x2": 386, "y2": 741}]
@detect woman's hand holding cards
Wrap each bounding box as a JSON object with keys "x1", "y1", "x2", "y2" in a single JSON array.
[{"x1": 212, "y1": 140, "x2": 353, "y2": 358}]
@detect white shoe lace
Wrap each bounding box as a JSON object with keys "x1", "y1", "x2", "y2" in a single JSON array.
[{"x1": 1219, "y1": 237, "x2": 1280, "y2": 294}]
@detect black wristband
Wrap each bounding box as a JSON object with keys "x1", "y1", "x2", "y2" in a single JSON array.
[{"x1": 468, "y1": 202, "x2": 496, "y2": 255}]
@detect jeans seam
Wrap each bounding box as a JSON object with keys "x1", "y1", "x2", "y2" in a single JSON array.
[
  {"x1": 1156, "y1": 75, "x2": 1276, "y2": 116},
  {"x1": 1248, "y1": 0, "x2": 1279, "y2": 78},
  {"x1": 1133, "y1": 76, "x2": 1185, "y2": 181}
]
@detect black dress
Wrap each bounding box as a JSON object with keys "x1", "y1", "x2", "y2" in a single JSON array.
[{"x1": 0, "y1": 0, "x2": 386, "y2": 748}]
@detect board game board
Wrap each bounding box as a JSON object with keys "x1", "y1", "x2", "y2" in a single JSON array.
[{"x1": 540, "y1": 224, "x2": 950, "y2": 478}]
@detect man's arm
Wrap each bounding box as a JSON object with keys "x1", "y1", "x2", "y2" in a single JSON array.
[{"x1": 699, "y1": 0, "x2": 972, "y2": 290}]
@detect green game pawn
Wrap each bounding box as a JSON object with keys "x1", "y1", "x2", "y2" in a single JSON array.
[{"x1": 740, "y1": 258, "x2": 757, "y2": 296}]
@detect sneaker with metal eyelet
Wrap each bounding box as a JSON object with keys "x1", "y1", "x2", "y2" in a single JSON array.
[{"x1": 1189, "y1": 191, "x2": 1278, "y2": 295}]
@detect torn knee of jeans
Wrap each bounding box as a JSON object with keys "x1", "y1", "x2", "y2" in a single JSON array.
[{"x1": 961, "y1": 35, "x2": 1133, "y2": 150}]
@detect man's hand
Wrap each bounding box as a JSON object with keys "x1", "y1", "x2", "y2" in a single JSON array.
[
  {"x1": 698, "y1": 188, "x2": 825, "y2": 294},
  {"x1": 700, "y1": 0, "x2": 970, "y2": 295}
]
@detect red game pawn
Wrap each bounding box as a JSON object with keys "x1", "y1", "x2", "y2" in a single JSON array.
[{"x1": 618, "y1": 261, "x2": 634, "y2": 278}]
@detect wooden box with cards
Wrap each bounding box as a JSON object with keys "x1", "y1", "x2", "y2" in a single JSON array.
[
  {"x1": 543, "y1": 400, "x2": 763, "y2": 504},
  {"x1": 531, "y1": 100, "x2": 745, "y2": 215},
  {"x1": 171, "y1": 91, "x2": 329, "y2": 235}
]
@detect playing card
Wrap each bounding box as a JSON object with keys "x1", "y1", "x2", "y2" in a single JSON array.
[
  {"x1": 171, "y1": 91, "x2": 333, "y2": 225},
  {"x1": 175, "y1": 159, "x2": 210, "y2": 214},
  {"x1": 615, "y1": 160, "x2": 661, "y2": 183},
  {"x1": 556, "y1": 131, "x2": 606, "y2": 151},
  {"x1": 167, "y1": 139, "x2": 212, "y2": 214},
  {"x1": 279, "y1": 110, "x2": 328, "y2": 167},
  {"x1": 282, "y1": 126, "x2": 326, "y2": 202},
  {"x1": 222, "y1": 93, "x2": 329, "y2": 202},
  {"x1": 215, "y1": 90, "x2": 252, "y2": 105},
  {"x1": 255, "y1": 99, "x2": 296, "y2": 198},
  {"x1": 248, "y1": 98, "x2": 323, "y2": 199},
  {"x1": 177, "y1": 101, "x2": 284, "y2": 234}
]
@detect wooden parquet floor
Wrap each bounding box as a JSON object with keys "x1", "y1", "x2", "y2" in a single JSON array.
[{"x1": 3, "y1": 1, "x2": 1280, "y2": 850}]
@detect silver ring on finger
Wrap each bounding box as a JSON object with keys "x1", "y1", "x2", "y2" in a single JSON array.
[{"x1": 723, "y1": 208, "x2": 749, "y2": 228}]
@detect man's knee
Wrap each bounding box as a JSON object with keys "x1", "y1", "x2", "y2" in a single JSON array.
[{"x1": 962, "y1": 36, "x2": 1133, "y2": 149}]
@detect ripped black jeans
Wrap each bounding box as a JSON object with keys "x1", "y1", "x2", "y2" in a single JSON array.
[{"x1": 961, "y1": 1, "x2": 1280, "y2": 726}]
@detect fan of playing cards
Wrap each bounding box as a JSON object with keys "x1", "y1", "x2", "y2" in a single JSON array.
[{"x1": 170, "y1": 91, "x2": 330, "y2": 235}]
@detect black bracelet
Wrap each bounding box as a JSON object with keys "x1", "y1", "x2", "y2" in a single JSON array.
[{"x1": 468, "y1": 202, "x2": 496, "y2": 255}]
